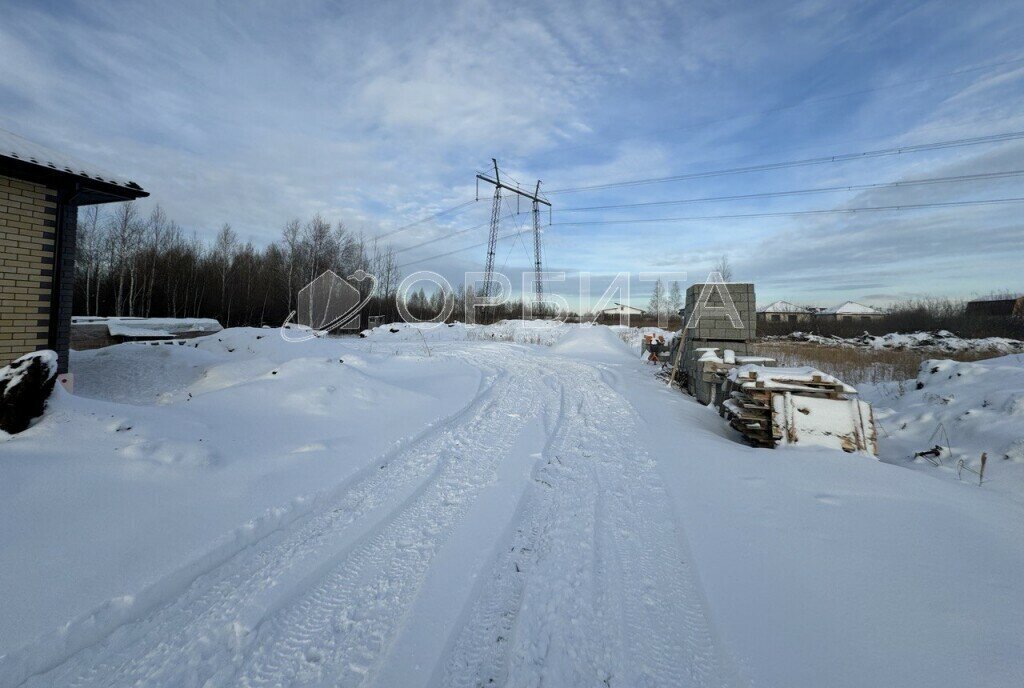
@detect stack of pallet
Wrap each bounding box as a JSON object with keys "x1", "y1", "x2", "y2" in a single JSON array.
[{"x1": 719, "y1": 366, "x2": 877, "y2": 454}]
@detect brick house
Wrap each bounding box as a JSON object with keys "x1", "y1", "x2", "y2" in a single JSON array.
[
  {"x1": 756, "y1": 300, "x2": 812, "y2": 324},
  {"x1": 814, "y1": 301, "x2": 883, "y2": 322},
  {"x1": 0, "y1": 129, "x2": 148, "y2": 372}
]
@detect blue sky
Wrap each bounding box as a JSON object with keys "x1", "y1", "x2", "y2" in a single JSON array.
[{"x1": 2, "y1": 0, "x2": 1022, "y2": 309}]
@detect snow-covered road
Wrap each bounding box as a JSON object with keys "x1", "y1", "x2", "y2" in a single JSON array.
[
  {"x1": 20, "y1": 332, "x2": 741, "y2": 687},
  {"x1": 4, "y1": 324, "x2": 1023, "y2": 687}
]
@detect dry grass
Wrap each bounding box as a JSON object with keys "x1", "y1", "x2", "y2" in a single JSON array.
[{"x1": 752, "y1": 341, "x2": 1004, "y2": 386}]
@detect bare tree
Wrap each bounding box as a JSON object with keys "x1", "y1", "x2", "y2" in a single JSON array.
[
  {"x1": 668, "y1": 280, "x2": 683, "y2": 320},
  {"x1": 76, "y1": 205, "x2": 105, "y2": 316},
  {"x1": 715, "y1": 254, "x2": 734, "y2": 282},
  {"x1": 281, "y1": 219, "x2": 301, "y2": 314},
  {"x1": 648, "y1": 278, "x2": 665, "y2": 317},
  {"x1": 213, "y1": 223, "x2": 237, "y2": 325},
  {"x1": 108, "y1": 201, "x2": 141, "y2": 316}
]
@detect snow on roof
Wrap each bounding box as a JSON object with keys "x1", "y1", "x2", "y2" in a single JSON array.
[
  {"x1": 0, "y1": 128, "x2": 146, "y2": 192},
  {"x1": 71, "y1": 317, "x2": 222, "y2": 338},
  {"x1": 818, "y1": 301, "x2": 881, "y2": 315},
  {"x1": 756, "y1": 300, "x2": 809, "y2": 313}
]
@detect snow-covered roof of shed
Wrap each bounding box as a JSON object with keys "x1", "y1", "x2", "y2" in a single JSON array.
[
  {"x1": 756, "y1": 300, "x2": 809, "y2": 313},
  {"x1": 0, "y1": 128, "x2": 146, "y2": 193},
  {"x1": 818, "y1": 301, "x2": 881, "y2": 315},
  {"x1": 601, "y1": 303, "x2": 644, "y2": 312}
]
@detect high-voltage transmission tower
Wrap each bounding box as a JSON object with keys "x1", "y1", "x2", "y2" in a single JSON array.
[{"x1": 476, "y1": 159, "x2": 551, "y2": 302}]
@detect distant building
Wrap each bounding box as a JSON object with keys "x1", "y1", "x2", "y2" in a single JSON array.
[
  {"x1": 966, "y1": 295, "x2": 1024, "y2": 318},
  {"x1": 0, "y1": 129, "x2": 148, "y2": 372},
  {"x1": 597, "y1": 303, "x2": 645, "y2": 322},
  {"x1": 756, "y1": 300, "x2": 812, "y2": 324},
  {"x1": 815, "y1": 301, "x2": 884, "y2": 322}
]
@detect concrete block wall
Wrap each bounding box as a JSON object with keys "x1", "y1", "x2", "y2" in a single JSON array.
[
  {"x1": 681, "y1": 282, "x2": 757, "y2": 404},
  {"x1": 0, "y1": 175, "x2": 57, "y2": 364},
  {"x1": 683, "y1": 282, "x2": 756, "y2": 341}
]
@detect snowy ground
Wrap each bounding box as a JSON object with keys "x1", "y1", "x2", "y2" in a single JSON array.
[
  {"x1": 2, "y1": 323, "x2": 1022, "y2": 687},
  {"x1": 865, "y1": 354, "x2": 1024, "y2": 506}
]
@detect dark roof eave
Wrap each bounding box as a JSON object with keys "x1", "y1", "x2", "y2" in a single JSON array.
[{"x1": 0, "y1": 154, "x2": 148, "y2": 205}]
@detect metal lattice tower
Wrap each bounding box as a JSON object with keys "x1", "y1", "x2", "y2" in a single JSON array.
[
  {"x1": 482, "y1": 164, "x2": 502, "y2": 299},
  {"x1": 532, "y1": 181, "x2": 543, "y2": 306},
  {"x1": 476, "y1": 159, "x2": 551, "y2": 305}
]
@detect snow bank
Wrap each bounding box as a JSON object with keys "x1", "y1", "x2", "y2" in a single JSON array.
[{"x1": 870, "y1": 353, "x2": 1024, "y2": 503}]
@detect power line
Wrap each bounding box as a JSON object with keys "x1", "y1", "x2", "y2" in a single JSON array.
[
  {"x1": 551, "y1": 196, "x2": 1024, "y2": 227},
  {"x1": 546, "y1": 130, "x2": 1024, "y2": 195},
  {"x1": 374, "y1": 199, "x2": 477, "y2": 241},
  {"x1": 392, "y1": 220, "x2": 490, "y2": 254},
  {"x1": 396, "y1": 196, "x2": 1024, "y2": 269},
  {"x1": 397, "y1": 231, "x2": 523, "y2": 270},
  {"x1": 551, "y1": 169, "x2": 1024, "y2": 212}
]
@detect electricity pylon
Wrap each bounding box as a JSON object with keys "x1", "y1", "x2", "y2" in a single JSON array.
[{"x1": 476, "y1": 159, "x2": 551, "y2": 303}]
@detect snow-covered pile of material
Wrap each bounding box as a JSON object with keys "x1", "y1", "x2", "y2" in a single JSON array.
[
  {"x1": 779, "y1": 329, "x2": 1024, "y2": 353},
  {"x1": 0, "y1": 350, "x2": 59, "y2": 435},
  {"x1": 72, "y1": 317, "x2": 223, "y2": 339},
  {"x1": 722, "y1": 365, "x2": 874, "y2": 453},
  {"x1": 608, "y1": 324, "x2": 676, "y2": 354},
  {"x1": 871, "y1": 354, "x2": 1024, "y2": 503},
  {"x1": 727, "y1": 364, "x2": 858, "y2": 394},
  {"x1": 0, "y1": 350, "x2": 57, "y2": 392}
]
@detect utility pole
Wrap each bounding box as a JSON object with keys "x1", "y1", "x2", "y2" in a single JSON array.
[{"x1": 476, "y1": 159, "x2": 551, "y2": 304}]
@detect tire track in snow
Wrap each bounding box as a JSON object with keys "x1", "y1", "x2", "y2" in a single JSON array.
[
  {"x1": 437, "y1": 373, "x2": 574, "y2": 688},
  {"x1": 439, "y1": 359, "x2": 745, "y2": 688},
  {"x1": 233, "y1": 352, "x2": 552, "y2": 687},
  {"x1": 23, "y1": 355, "x2": 512, "y2": 688}
]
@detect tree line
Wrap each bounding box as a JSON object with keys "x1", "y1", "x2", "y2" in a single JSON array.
[
  {"x1": 73, "y1": 203, "x2": 404, "y2": 328},
  {"x1": 71, "y1": 202, "x2": 563, "y2": 329}
]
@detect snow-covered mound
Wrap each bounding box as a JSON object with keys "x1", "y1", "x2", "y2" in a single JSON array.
[
  {"x1": 548, "y1": 324, "x2": 633, "y2": 363},
  {"x1": 778, "y1": 330, "x2": 1024, "y2": 353},
  {"x1": 873, "y1": 354, "x2": 1024, "y2": 502},
  {"x1": 360, "y1": 319, "x2": 572, "y2": 346}
]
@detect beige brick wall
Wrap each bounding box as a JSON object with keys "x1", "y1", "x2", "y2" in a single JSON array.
[{"x1": 0, "y1": 174, "x2": 57, "y2": 364}]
